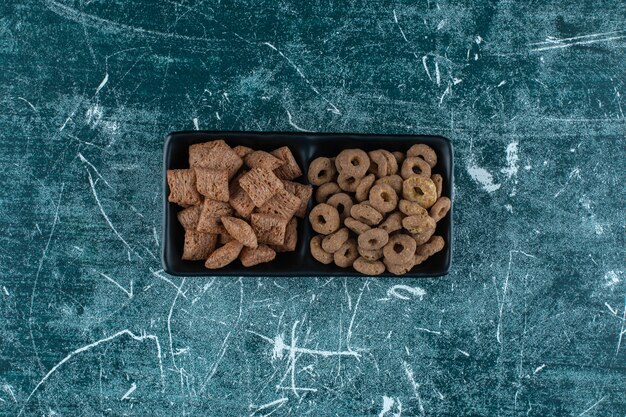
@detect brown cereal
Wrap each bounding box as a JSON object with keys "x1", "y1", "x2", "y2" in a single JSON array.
[
  {"x1": 358, "y1": 228, "x2": 389, "y2": 250},
  {"x1": 245, "y1": 150, "x2": 285, "y2": 170},
  {"x1": 282, "y1": 180, "x2": 313, "y2": 218},
  {"x1": 271, "y1": 146, "x2": 303, "y2": 180},
  {"x1": 182, "y1": 230, "x2": 217, "y2": 261},
  {"x1": 402, "y1": 213, "x2": 436, "y2": 235},
  {"x1": 379, "y1": 212, "x2": 403, "y2": 234},
  {"x1": 335, "y1": 149, "x2": 370, "y2": 178},
  {"x1": 380, "y1": 150, "x2": 398, "y2": 175},
  {"x1": 383, "y1": 258, "x2": 414, "y2": 276},
  {"x1": 392, "y1": 151, "x2": 405, "y2": 165},
  {"x1": 350, "y1": 203, "x2": 383, "y2": 226},
  {"x1": 407, "y1": 144, "x2": 437, "y2": 168},
  {"x1": 402, "y1": 176, "x2": 437, "y2": 208},
  {"x1": 344, "y1": 217, "x2": 371, "y2": 234},
  {"x1": 431, "y1": 174, "x2": 443, "y2": 198},
  {"x1": 368, "y1": 150, "x2": 389, "y2": 177},
  {"x1": 334, "y1": 239, "x2": 359, "y2": 268},
  {"x1": 308, "y1": 157, "x2": 336, "y2": 186},
  {"x1": 194, "y1": 168, "x2": 229, "y2": 202},
  {"x1": 310, "y1": 235, "x2": 334, "y2": 264},
  {"x1": 411, "y1": 228, "x2": 436, "y2": 245},
  {"x1": 416, "y1": 235, "x2": 445, "y2": 257},
  {"x1": 229, "y1": 172, "x2": 255, "y2": 219},
  {"x1": 399, "y1": 199, "x2": 428, "y2": 216},
  {"x1": 197, "y1": 200, "x2": 234, "y2": 234},
  {"x1": 429, "y1": 196, "x2": 451, "y2": 222},
  {"x1": 222, "y1": 216, "x2": 258, "y2": 248},
  {"x1": 257, "y1": 189, "x2": 301, "y2": 219},
  {"x1": 375, "y1": 175, "x2": 403, "y2": 194},
  {"x1": 204, "y1": 241, "x2": 243, "y2": 269},
  {"x1": 177, "y1": 205, "x2": 202, "y2": 230},
  {"x1": 219, "y1": 232, "x2": 235, "y2": 244},
  {"x1": 355, "y1": 174, "x2": 376, "y2": 202},
  {"x1": 189, "y1": 140, "x2": 243, "y2": 179},
  {"x1": 358, "y1": 246, "x2": 383, "y2": 261},
  {"x1": 240, "y1": 244, "x2": 277, "y2": 267},
  {"x1": 322, "y1": 227, "x2": 349, "y2": 253},
  {"x1": 414, "y1": 254, "x2": 428, "y2": 266},
  {"x1": 337, "y1": 173, "x2": 359, "y2": 192},
  {"x1": 239, "y1": 168, "x2": 284, "y2": 207},
  {"x1": 353, "y1": 257, "x2": 385, "y2": 275},
  {"x1": 251, "y1": 213, "x2": 289, "y2": 246},
  {"x1": 233, "y1": 145, "x2": 254, "y2": 159},
  {"x1": 309, "y1": 203, "x2": 341, "y2": 235},
  {"x1": 326, "y1": 193, "x2": 354, "y2": 222},
  {"x1": 167, "y1": 169, "x2": 202, "y2": 207},
  {"x1": 316, "y1": 182, "x2": 340, "y2": 203},
  {"x1": 383, "y1": 234, "x2": 417, "y2": 265},
  {"x1": 273, "y1": 218, "x2": 298, "y2": 252},
  {"x1": 369, "y1": 183, "x2": 398, "y2": 213},
  {"x1": 401, "y1": 157, "x2": 432, "y2": 179}
]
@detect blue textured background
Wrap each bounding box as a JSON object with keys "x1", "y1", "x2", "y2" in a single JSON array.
[{"x1": 1, "y1": 1, "x2": 624, "y2": 416}]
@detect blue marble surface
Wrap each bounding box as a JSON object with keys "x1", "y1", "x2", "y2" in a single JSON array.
[{"x1": 0, "y1": 0, "x2": 624, "y2": 415}]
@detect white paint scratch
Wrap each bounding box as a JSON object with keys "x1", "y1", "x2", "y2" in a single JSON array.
[
  {"x1": 286, "y1": 111, "x2": 310, "y2": 132},
  {"x1": 379, "y1": 396, "x2": 402, "y2": 417},
  {"x1": 467, "y1": 164, "x2": 501, "y2": 193},
  {"x1": 402, "y1": 361, "x2": 424, "y2": 415},
  {"x1": 18, "y1": 330, "x2": 163, "y2": 416},
  {"x1": 247, "y1": 330, "x2": 362, "y2": 359},
  {"x1": 95, "y1": 72, "x2": 109, "y2": 95},
  {"x1": 249, "y1": 397, "x2": 288, "y2": 415},
  {"x1": 530, "y1": 35, "x2": 626, "y2": 52},
  {"x1": 616, "y1": 298, "x2": 626, "y2": 355},
  {"x1": 79, "y1": 153, "x2": 112, "y2": 189},
  {"x1": 456, "y1": 349, "x2": 470, "y2": 357},
  {"x1": 578, "y1": 395, "x2": 608, "y2": 416},
  {"x1": 501, "y1": 142, "x2": 519, "y2": 178},
  {"x1": 393, "y1": 10, "x2": 409, "y2": 43},
  {"x1": 533, "y1": 364, "x2": 546, "y2": 374},
  {"x1": 193, "y1": 117, "x2": 199, "y2": 130},
  {"x1": 553, "y1": 168, "x2": 581, "y2": 198},
  {"x1": 98, "y1": 272, "x2": 133, "y2": 298},
  {"x1": 435, "y1": 61, "x2": 441, "y2": 86},
  {"x1": 120, "y1": 382, "x2": 136, "y2": 400},
  {"x1": 387, "y1": 285, "x2": 426, "y2": 300},
  {"x1": 421, "y1": 56, "x2": 432, "y2": 81}
]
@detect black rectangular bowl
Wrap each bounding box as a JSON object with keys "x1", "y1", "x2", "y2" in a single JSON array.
[{"x1": 162, "y1": 131, "x2": 453, "y2": 277}]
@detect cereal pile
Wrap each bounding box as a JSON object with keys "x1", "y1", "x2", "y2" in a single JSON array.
[
  {"x1": 167, "y1": 140, "x2": 312, "y2": 269},
  {"x1": 307, "y1": 145, "x2": 450, "y2": 275}
]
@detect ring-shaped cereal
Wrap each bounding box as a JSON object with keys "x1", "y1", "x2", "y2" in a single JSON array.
[
  {"x1": 402, "y1": 213, "x2": 436, "y2": 235},
  {"x1": 355, "y1": 174, "x2": 376, "y2": 202},
  {"x1": 399, "y1": 199, "x2": 428, "y2": 216},
  {"x1": 416, "y1": 235, "x2": 445, "y2": 257},
  {"x1": 392, "y1": 151, "x2": 405, "y2": 165},
  {"x1": 431, "y1": 174, "x2": 443, "y2": 198},
  {"x1": 368, "y1": 183, "x2": 398, "y2": 214},
  {"x1": 335, "y1": 149, "x2": 370, "y2": 178},
  {"x1": 344, "y1": 217, "x2": 371, "y2": 234},
  {"x1": 383, "y1": 234, "x2": 417, "y2": 265},
  {"x1": 401, "y1": 157, "x2": 432, "y2": 179},
  {"x1": 310, "y1": 235, "x2": 333, "y2": 264},
  {"x1": 337, "y1": 173, "x2": 359, "y2": 192},
  {"x1": 368, "y1": 150, "x2": 389, "y2": 177},
  {"x1": 315, "y1": 182, "x2": 340, "y2": 203},
  {"x1": 353, "y1": 257, "x2": 385, "y2": 275},
  {"x1": 375, "y1": 175, "x2": 403, "y2": 194},
  {"x1": 407, "y1": 144, "x2": 437, "y2": 168},
  {"x1": 358, "y1": 246, "x2": 383, "y2": 261},
  {"x1": 322, "y1": 227, "x2": 350, "y2": 253},
  {"x1": 380, "y1": 150, "x2": 398, "y2": 175},
  {"x1": 350, "y1": 203, "x2": 383, "y2": 226},
  {"x1": 334, "y1": 239, "x2": 359, "y2": 268},
  {"x1": 402, "y1": 176, "x2": 437, "y2": 208},
  {"x1": 383, "y1": 258, "x2": 414, "y2": 276},
  {"x1": 380, "y1": 212, "x2": 403, "y2": 234},
  {"x1": 326, "y1": 192, "x2": 354, "y2": 221},
  {"x1": 308, "y1": 157, "x2": 336, "y2": 186},
  {"x1": 309, "y1": 203, "x2": 340, "y2": 235},
  {"x1": 358, "y1": 228, "x2": 389, "y2": 250},
  {"x1": 429, "y1": 197, "x2": 451, "y2": 222}
]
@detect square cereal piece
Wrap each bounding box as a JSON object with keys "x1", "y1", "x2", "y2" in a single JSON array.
[
  {"x1": 272, "y1": 146, "x2": 303, "y2": 180},
  {"x1": 273, "y1": 218, "x2": 298, "y2": 252},
  {"x1": 257, "y1": 189, "x2": 301, "y2": 219},
  {"x1": 244, "y1": 151, "x2": 285, "y2": 170},
  {"x1": 229, "y1": 171, "x2": 255, "y2": 219},
  {"x1": 233, "y1": 145, "x2": 254, "y2": 159},
  {"x1": 167, "y1": 169, "x2": 202, "y2": 207},
  {"x1": 182, "y1": 230, "x2": 217, "y2": 260},
  {"x1": 188, "y1": 140, "x2": 243, "y2": 179},
  {"x1": 197, "y1": 199, "x2": 233, "y2": 234},
  {"x1": 251, "y1": 213, "x2": 288, "y2": 245},
  {"x1": 177, "y1": 205, "x2": 202, "y2": 230},
  {"x1": 238, "y1": 168, "x2": 284, "y2": 207},
  {"x1": 194, "y1": 168, "x2": 229, "y2": 202},
  {"x1": 240, "y1": 245, "x2": 277, "y2": 267},
  {"x1": 282, "y1": 180, "x2": 313, "y2": 218}
]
